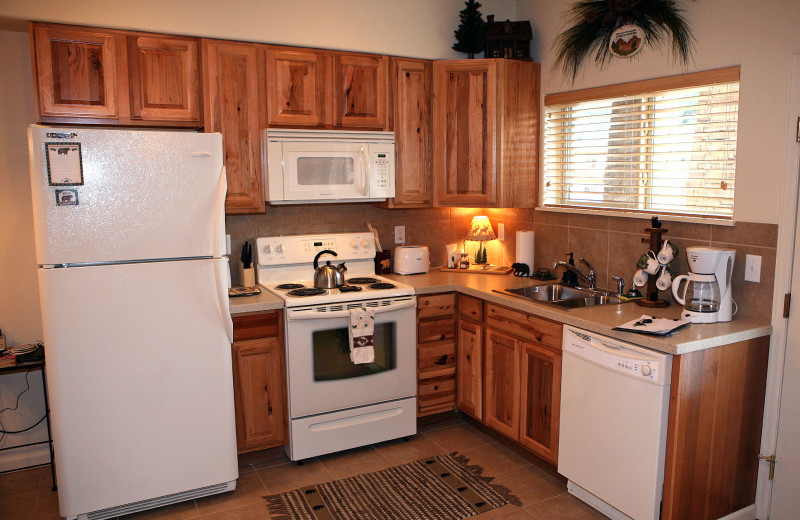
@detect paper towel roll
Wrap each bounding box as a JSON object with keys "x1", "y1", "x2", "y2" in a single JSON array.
[{"x1": 516, "y1": 231, "x2": 535, "y2": 276}]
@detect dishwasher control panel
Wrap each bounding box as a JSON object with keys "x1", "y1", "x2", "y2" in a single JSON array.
[{"x1": 563, "y1": 326, "x2": 671, "y2": 385}]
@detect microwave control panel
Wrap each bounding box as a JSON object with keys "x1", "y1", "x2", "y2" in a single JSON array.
[{"x1": 369, "y1": 145, "x2": 395, "y2": 198}]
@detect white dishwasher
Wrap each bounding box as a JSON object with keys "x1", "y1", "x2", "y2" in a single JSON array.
[{"x1": 559, "y1": 325, "x2": 672, "y2": 520}]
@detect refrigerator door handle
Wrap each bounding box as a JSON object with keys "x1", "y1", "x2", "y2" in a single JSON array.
[
  {"x1": 215, "y1": 257, "x2": 234, "y2": 343},
  {"x1": 213, "y1": 166, "x2": 228, "y2": 258}
]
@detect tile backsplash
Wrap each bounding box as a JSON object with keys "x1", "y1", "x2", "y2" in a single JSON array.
[{"x1": 227, "y1": 206, "x2": 776, "y2": 324}]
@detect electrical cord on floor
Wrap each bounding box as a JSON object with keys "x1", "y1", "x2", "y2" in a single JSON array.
[{"x1": 0, "y1": 368, "x2": 49, "y2": 445}]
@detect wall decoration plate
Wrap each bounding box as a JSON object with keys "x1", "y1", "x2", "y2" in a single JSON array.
[{"x1": 609, "y1": 24, "x2": 645, "y2": 58}]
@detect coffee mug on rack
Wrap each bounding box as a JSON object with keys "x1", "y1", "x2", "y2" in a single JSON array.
[
  {"x1": 633, "y1": 269, "x2": 649, "y2": 287},
  {"x1": 637, "y1": 250, "x2": 660, "y2": 275},
  {"x1": 655, "y1": 266, "x2": 675, "y2": 291},
  {"x1": 657, "y1": 240, "x2": 678, "y2": 265}
]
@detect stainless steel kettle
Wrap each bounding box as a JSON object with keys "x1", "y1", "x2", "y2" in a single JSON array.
[{"x1": 313, "y1": 250, "x2": 347, "y2": 289}]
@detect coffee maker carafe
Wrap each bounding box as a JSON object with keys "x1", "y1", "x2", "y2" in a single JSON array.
[{"x1": 672, "y1": 246, "x2": 736, "y2": 323}]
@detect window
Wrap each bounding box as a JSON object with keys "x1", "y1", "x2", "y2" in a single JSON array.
[{"x1": 543, "y1": 67, "x2": 739, "y2": 220}]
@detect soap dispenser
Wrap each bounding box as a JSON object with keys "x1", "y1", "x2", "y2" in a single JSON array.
[{"x1": 562, "y1": 253, "x2": 579, "y2": 287}]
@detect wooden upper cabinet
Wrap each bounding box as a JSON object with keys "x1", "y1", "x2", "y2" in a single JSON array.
[
  {"x1": 202, "y1": 39, "x2": 265, "y2": 213},
  {"x1": 433, "y1": 60, "x2": 496, "y2": 206},
  {"x1": 332, "y1": 53, "x2": 388, "y2": 129},
  {"x1": 433, "y1": 59, "x2": 540, "y2": 208},
  {"x1": 127, "y1": 35, "x2": 200, "y2": 124},
  {"x1": 386, "y1": 58, "x2": 432, "y2": 207},
  {"x1": 32, "y1": 24, "x2": 119, "y2": 120},
  {"x1": 265, "y1": 46, "x2": 330, "y2": 127},
  {"x1": 30, "y1": 22, "x2": 201, "y2": 127}
]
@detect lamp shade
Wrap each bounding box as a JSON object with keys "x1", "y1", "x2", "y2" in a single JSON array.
[{"x1": 466, "y1": 216, "x2": 497, "y2": 242}]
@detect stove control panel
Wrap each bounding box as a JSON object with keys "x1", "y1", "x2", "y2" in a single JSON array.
[{"x1": 256, "y1": 233, "x2": 377, "y2": 266}]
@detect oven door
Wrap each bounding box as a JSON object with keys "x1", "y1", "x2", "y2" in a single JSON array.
[
  {"x1": 284, "y1": 296, "x2": 417, "y2": 418},
  {"x1": 281, "y1": 141, "x2": 368, "y2": 201}
]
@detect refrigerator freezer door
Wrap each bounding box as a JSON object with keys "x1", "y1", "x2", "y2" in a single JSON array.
[
  {"x1": 28, "y1": 125, "x2": 226, "y2": 265},
  {"x1": 38, "y1": 259, "x2": 237, "y2": 517}
]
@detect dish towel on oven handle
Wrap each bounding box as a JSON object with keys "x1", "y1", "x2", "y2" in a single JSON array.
[{"x1": 348, "y1": 307, "x2": 375, "y2": 364}]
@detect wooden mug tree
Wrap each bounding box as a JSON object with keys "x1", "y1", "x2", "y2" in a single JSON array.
[{"x1": 637, "y1": 225, "x2": 670, "y2": 308}]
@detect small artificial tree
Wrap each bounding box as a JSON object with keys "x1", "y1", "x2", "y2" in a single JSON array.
[{"x1": 452, "y1": 0, "x2": 486, "y2": 58}]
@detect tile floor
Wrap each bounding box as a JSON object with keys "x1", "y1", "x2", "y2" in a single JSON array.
[{"x1": 0, "y1": 418, "x2": 608, "y2": 519}]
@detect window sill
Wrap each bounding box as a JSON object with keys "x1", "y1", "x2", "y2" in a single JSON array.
[{"x1": 535, "y1": 206, "x2": 736, "y2": 227}]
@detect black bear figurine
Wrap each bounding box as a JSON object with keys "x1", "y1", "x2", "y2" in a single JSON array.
[{"x1": 511, "y1": 263, "x2": 530, "y2": 277}]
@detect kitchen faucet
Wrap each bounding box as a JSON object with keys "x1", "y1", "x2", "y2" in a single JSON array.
[{"x1": 553, "y1": 257, "x2": 597, "y2": 289}]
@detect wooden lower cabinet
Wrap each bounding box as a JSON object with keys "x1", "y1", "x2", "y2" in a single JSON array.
[
  {"x1": 661, "y1": 336, "x2": 770, "y2": 520},
  {"x1": 417, "y1": 293, "x2": 457, "y2": 416},
  {"x1": 456, "y1": 318, "x2": 483, "y2": 420},
  {"x1": 231, "y1": 310, "x2": 286, "y2": 453},
  {"x1": 519, "y1": 341, "x2": 561, "y2": 465},
  {"x1": 484, "y1": 329, "x2": 520, "y2": 438}
]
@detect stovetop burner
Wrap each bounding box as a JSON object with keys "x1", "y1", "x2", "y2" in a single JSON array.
[
  {"x1": 276, "y1": 283, "x2": 305, "y2": 290},
  {"x1": 287, "y1": 288, "x2": 327, "y2": 297},
  {"x1": 338, "y1": 285, "x2": 363, "y2": 292},
  {"x1": 368, "y1": 282, "x2": 396, "y2": 290},
  {"x1": 347, "y1": 277, "x2": 379, "y2": 284}
]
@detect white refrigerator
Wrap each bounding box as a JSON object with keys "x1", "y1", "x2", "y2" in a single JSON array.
[{"x1": 27, "y1": 125, "x2": 238, "y2": 520}]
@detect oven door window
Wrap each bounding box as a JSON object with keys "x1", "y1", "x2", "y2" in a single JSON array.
[{"x1": 312, "y1": 323, "x2": 395, "y2": 381}]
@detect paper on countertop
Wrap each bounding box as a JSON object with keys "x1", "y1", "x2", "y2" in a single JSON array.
[{"x1": 613, "y1": 314, "x2": 691, "y2": 336}]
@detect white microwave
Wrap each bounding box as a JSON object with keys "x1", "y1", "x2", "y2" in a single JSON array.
[{"x1": 264, "y1": 128, "x2": 395, "y2": 204}]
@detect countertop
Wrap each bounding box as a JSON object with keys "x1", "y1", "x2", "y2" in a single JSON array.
[{"x1": 229, "y1": 270, "x2": 772, "y2": 355}]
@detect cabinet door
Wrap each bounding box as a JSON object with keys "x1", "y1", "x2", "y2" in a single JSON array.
[
  {"x1": 433, "y1": 60, "x2": 497, "y2": 206},
  {"x1": 32, "y1": 24, "x2": 119, "y2": 119},
  {"x1": 265, "y1": 47, "x2": 330, "y2": 126},
  {"x1": 202, "y1": 40, "x2": 265, "y2": 213},
  {"x1": 127, "y1": 35, "x2": 200, "y2": 124},
  {"x1": 519, "y1": 341, "x2": 562, "y2": 465},
  {"x1": 332, "y1": 53, "x2": 388, "y2": 129},
  {"x1": 389, "y1": 58, "x2": 432, "y2": 206},
  {"x1": 231, "y1": 337, "x2": 287, "y2": 451},
  {"x1": 484, "y1": 329, "x2": 520, "y2": 439},
  {"x1": 456, "y1": 320, "x2": 483, "y2": 420}
]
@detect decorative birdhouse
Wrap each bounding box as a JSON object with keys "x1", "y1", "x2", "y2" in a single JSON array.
[{"x1": 484, "y1": 15, "x2": 532, "y2": 60}]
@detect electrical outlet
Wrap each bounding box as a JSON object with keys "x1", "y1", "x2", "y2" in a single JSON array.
[
  {"x1": 744, "y1": 254, "x2": 761, "y2": 283},
  {"x1": 394, "y1": 225, "x2": 406, "y2": 245}
]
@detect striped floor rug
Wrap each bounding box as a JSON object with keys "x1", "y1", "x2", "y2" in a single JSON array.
[{"x1": 265, "y1": 453, "x2": 521, "y2": 520}]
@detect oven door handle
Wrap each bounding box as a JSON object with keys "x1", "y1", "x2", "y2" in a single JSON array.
[{"x1": 286, "y1": 298, "x2": 416, "y2": 321}]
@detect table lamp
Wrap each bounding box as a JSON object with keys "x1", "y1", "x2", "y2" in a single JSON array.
[{"x1": 466, "y1": 216, "x2": 496, "y2": 264}]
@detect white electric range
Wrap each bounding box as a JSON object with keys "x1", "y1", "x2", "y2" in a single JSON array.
[{"x1": 255, "y1": 232, "x2": 417, "y2": 461}]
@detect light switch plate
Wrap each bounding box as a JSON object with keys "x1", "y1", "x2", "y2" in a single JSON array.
[
  {"x1": 394, "y1": 226, "x2": 406, "y2": 245},
  {"x1": 745, "y1": 254, "x2": 761, "y2": 283}
]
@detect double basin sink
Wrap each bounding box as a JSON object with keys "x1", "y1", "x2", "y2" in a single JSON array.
[{"x1": 495, "y1": 283, "x2": 625, "y2": 309}]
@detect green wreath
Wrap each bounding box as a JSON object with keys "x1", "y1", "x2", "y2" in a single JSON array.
[{"x1": 554, "y1": 0, "x2": 694, "y2": 82}]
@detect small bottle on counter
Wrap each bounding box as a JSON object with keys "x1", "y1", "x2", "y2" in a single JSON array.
[{"x1": 459, "y1": 251, "x2": 470, "y2": 269}]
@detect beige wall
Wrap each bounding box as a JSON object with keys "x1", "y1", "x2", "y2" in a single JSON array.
[
  {"x1": 0, "y1": 29, "x2": 48, "y2": 472},
  {"x1": 520, "y1": 0, "x2": 800, "y2": 225},
  {"x1": 0, "y1": 0, "x2": 517, "y2": 58}
]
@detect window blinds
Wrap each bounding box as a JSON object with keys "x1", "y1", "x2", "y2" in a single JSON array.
[{"x1": 543, "y1": 68, "x2": 739, "y2": 220}]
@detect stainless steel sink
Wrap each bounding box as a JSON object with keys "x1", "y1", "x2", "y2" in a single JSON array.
[{"x1": 495, "y1": 283, "x2": 626, "y2": 308}]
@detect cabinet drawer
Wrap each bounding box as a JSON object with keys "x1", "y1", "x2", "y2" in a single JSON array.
[
  {"x1": 232, "y1": 311, "x2": 281, "y2": 342},
  {"x1": 418, "y1": 340, "x2": 456, "y2": 375},
  {"x1": 458, "y1": 294, "x2": 483, "y2": 321},
  {"x1": 418, "y1": 293, "x2": 456, "y2": 319},
  {"x1": 418, "y1": 317, "x2": 455, "y2": 343},
  {"x1": 485, "y1": 304, "x2": 561, "y2": 350},
  {"x1": 418, "y1": 375, "x2": 456, "y2": 411}
]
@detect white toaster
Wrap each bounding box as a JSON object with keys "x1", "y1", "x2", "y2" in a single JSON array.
[{"x1": 393, "y1": 246, "x2": 430, "y2": 275}]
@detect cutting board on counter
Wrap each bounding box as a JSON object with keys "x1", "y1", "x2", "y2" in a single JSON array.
[{"x1": 440, "y1": 265, "x2": 512, "y2": 275}]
